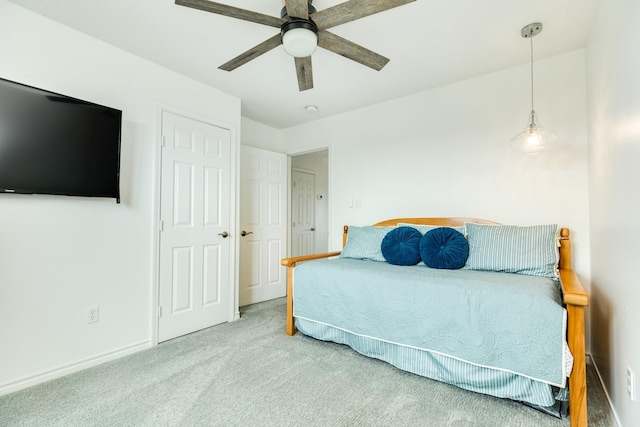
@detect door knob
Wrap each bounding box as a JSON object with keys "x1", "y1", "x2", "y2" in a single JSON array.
[
  {"x1": 218, "y1": 231, "x2": 229, "y2": 238},
  {"x1": 241, "y1": 230, "x2": 253, "y2": 236},
  {"x1": 310, "y1": 228, "x2": 315, "y2": 231}
]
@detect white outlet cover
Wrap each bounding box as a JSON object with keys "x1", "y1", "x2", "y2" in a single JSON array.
[{"x1": 87, "y1": 306, "x2": 99, "y2": 324}]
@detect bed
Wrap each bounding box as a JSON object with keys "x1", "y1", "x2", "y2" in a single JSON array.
[{"x1": 281, "y1": 218, "x2": 589, "y2": 427}]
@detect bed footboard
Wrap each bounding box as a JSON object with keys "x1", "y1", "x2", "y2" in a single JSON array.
[
  {"x1": 559, "y1": 228, "x2": 589, "y2": 427},
  {"x1": 565, "y1": 288, "x2": 588, "y2": 427},
  {"x1": 281, "y1": 251, "x2": 341, "y2": 336}
]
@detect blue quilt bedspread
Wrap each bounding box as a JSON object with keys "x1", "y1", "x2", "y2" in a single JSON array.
[{"x1": 293, "y1": 258, "x2": 567, "y2": 387}]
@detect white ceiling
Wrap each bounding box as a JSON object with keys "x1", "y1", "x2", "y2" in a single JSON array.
[{"x1": 9, "y1": 0, "x2": 599, "y2": 129}]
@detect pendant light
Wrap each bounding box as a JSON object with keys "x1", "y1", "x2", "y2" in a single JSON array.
[{"x1": 510, "y1": 23, "x2": 558, "y2": 155}]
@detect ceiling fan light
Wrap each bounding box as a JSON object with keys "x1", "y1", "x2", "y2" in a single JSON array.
[{"x1": 281, "y1": 20, "x2": 318, "y2": 58}]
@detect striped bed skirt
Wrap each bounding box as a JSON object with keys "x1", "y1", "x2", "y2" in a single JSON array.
[{"x1": 296, "y1": 317, "x2": 569, "y2": 408}]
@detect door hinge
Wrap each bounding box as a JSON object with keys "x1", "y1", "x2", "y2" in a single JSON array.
[
  {"x1": 158, "y1": 306, "x2": 163, "y2": 318},
  {"x1": 161, "y1": 135, "x2": 166, "y2": 147},
  {"x1": 159, "y1": 220, "x2": 164, "y2": 232}
]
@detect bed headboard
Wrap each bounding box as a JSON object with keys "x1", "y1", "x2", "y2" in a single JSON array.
[
  {"x1": 373, "y1": 217, "x2": 500, "y2": 227},
  {"x1": 341, "y1": 218, "x2": 572, "y2": 270}
]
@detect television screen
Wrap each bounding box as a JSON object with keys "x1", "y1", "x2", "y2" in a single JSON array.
[{"x1": 0, "y1": 77, "x2": 122, "y2": 202}]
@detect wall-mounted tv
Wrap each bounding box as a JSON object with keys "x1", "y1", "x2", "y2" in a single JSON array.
[{"x1": 0, "y1": 77, "x2": 122, "y2": 203}]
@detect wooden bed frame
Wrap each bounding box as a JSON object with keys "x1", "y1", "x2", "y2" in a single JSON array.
[{"x1": 281, "y1": 218, "x2": 589, "y2": 427}]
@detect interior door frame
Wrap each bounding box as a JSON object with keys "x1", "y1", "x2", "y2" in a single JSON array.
[
  {"x1": 151, "y1": 106, "x2": 239, "y2": 347},
  {"x1": 286, "y1": 145, "x2": 331, "y2": 258}
]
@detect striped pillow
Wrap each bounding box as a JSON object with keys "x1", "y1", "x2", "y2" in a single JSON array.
[
  {"x1": 340, "y1": 226, "x2": 394, "y2": 262},
  {"x1": 464, "y1": 223, "x2": 559, "y2": 278}
]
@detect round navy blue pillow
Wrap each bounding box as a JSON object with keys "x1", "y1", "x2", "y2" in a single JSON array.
[
  {"x1": 420, "y1": 227, "x2": 469, "y2": 269},
  {"x1": 381, "y1": 227, "x2": 422, "y2": 266}
]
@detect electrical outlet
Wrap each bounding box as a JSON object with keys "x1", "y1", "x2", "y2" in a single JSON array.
[
  {"x1": 628, "y1": 367, "x2": 636, "y2": 401},
  {"x1": 87, "y1": 306, "x2": 99, "y2": 324}
]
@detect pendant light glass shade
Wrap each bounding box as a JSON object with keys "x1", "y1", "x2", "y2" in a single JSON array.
[
  {"x1": 511, "y1": 110, "x2": 558, "y2": 155},
  {"x1": 511, "y1": 23, "x2": 558, "y2": 155}
]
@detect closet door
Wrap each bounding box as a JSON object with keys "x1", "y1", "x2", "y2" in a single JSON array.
[{"x1": 158, "y1": 111, "x2": 232, "y2": 342}]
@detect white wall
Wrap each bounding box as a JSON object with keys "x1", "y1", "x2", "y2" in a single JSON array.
[
  {"x1": 0, "y1": 1, "x2": 240, "y2": 393},
  {"x1": 586, "y1": 0, "x2": 640, "y2": 424},
  {"x1": 281, "y1": 49, "x2": 592, "y2": 348},
  {"x1": 241, "y1": 117, "x2": 282, "y2": 152}
]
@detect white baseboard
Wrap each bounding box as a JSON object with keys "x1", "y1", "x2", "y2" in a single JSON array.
[
  {"x1": 588, "y1": 353, "x2": 623, "y2": 427},
  {"x1": 0, "y1": 340, "x2": 152, "y2": 396}
]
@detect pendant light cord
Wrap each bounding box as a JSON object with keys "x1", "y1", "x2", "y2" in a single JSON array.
[{"x1": 530, "y1": 35, "x2": 534, "y2": 112}]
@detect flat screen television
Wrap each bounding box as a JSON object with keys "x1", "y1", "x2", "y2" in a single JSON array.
[{"x1": 0, "y1": 77, "x2": 122, "y2": 202}]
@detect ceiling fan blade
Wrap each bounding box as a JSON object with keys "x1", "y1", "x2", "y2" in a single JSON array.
[
  {"x1": 285, "y1": 0, "x2": 309, "y2": 19},
  {"x1": 312, "y1": 0, "x2": 416, "y2": 30},
  {"x1": 175, "y1": 0, "x2": 285, "y2": 28},
  {"x1": 294, "y1": 57, "x2": 314, "y2": 91},
  {"x1": 318, "y1": 30, "x2": 389, "y2": 71},
  {"x1": 219, "y1": 34, "x2": 282, "y2": 71}
]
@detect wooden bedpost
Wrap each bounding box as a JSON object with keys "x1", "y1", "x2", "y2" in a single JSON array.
[
  {"x1": 567, "y1": 302, "x2": 587, "y2": 427},
  {"x1": 285, "y1": 260, "x2": 295, "y2": 336},
  {"x1": 559, "y1": 228, "x2": 589, "y2": 427},
  {"x1": 559, "y1": 228, "x2": 572, "y2": 270}
]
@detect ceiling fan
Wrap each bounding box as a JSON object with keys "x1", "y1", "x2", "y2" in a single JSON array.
[{"x1": 175, "y1": 0, "x2": 416, "y2": 91}]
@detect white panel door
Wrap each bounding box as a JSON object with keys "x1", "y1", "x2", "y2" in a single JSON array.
[
  {"x1": 239, "y1": 146, "x2": 287, "y2": 306},
  {"x1": 158, "y1": 111, "x2": 231, "y2": 342},
  {"x1": 291, "y1": 169, "x2": 315, "y2": 257}
]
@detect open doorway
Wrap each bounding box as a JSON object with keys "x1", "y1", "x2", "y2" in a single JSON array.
[{"x1": 290, "y1": 149, "x2": 329, "y2": 256}]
